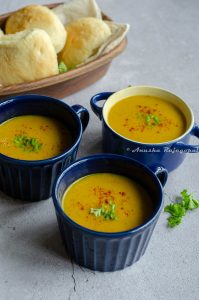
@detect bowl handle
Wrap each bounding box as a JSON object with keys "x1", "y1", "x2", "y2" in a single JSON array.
[
  {"x1": 149, "y1": 164, "x2": 168, "y2": 187},
  {"x1": 90, "y1": 92, "x2": 113, "y2": 120},
  {"x1": 171, "y1": 124, "x2": 199, "y2": 153},
  {"x1": 72, "y1": 105, "x2": 89, "y2": 131}
]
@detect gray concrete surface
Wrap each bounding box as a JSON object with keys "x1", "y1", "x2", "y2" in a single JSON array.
[{"x1": 0, "y1": 0, "x2": 199, "y2": 299}]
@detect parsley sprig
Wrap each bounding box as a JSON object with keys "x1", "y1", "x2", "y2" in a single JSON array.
[
  {"x1": 13, "y1": 135, "x2": 42, "y2": 153},
  {"x1": 90, "y1": 202, "x2": 118, "y2": 220},
  {"x1": 145, "y1": 114, "x2": 160, "y2": 125},
  {"x1": 58, "y1": 61, "x2": 68, "y2": 74},
  {"x1": 164, "y1": 189, "x2": 199, "y2": 228}
]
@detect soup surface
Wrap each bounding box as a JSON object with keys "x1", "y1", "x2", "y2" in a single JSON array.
[
  {"x1": 107, "y1": 95, "x2": 186, "y2": 143},
  {"x1": 0, "y1": 115, "x2": 73, "y2": 160},
  {"x1": 62, "y1": 173, "x2": 153, "y2": 232}
]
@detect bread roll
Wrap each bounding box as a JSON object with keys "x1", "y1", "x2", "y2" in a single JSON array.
[
  {"x1": 58, "y1": 17, "x2": 111, "y2": 69},
  {"x1": 5, "y1": 5, "x2": 66, "y2": 53},
  {"x1": 0, "y1": 29, "x2": 58, "y2": 86}
]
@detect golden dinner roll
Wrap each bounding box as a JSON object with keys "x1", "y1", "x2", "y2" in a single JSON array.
[
  {"x1": 0, "y1": 29, "x2": 59, "y2": 86},
  {"x1": 58, "y1": 17, "x2": 111, "y2": 69},
  {"x1": 5, "y1": 5, "x2": 67, "y2": 53}
]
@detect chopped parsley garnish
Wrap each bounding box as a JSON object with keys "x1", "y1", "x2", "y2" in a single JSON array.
[
  {"x1": 145, "y1": 114, "x2": 160, "y2": 125},
  {"x1": 13, "y1": 135, "x2": 42, "y2": 153},
  {"x1": 164, "y1": 189, "x2": 199, "y2": 228},
  {"x1": 90, "y1": 201, "x2": 118, "y2": 220},
  {"x1": 58, "y1": 61, "x2": 68, "y2": 73}
]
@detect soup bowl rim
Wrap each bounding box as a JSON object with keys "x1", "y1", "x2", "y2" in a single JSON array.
[
  {"x1": 102, "y1": 85, "x2": 194, "y2": 146},
  {"x1": 0, "y1": 94, "x2": 83, "y2": 166},
  {"x1": 53, "y1": 153, "x2": 164, "y2": 238}
]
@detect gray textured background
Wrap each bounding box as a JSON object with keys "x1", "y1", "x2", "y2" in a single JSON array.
[{"x1": 0, "y1": 1, "x2": 199, "y2": 300}]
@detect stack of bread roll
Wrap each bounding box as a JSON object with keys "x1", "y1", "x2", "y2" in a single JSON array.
[
  {"x1": 0, "y1": 0, "x2": 128, "y2": 86},
  {"x1": 0, "y1": 5, "x2": 66, "y2": 86}
]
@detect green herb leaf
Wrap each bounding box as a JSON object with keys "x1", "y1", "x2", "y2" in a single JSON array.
[
  {"x1": 145, "y1": 114, "x2": 160, "y2": 125},
  {"x1": 145, "y1": 115, "x2": 152, "y2": 124},
  {"x1": 13, "y1": 135, "x2": 42, "y2": 153},
  {"x1": 181, "y1": 189, "x2": 199, "y2": 210},
  {"x1": 167, "y1": 215, "x2": 182, "y2": 228},
  {"x1": 153, "y1": 115, "x2": 160, "y2": 124},
  {"x1": 58, "y1": 61, "x2": 68, "y2": 73},
  {"x1": 164, "y1": 189, "x2": 199, "y2": 228},
  {"x1": 90, "y1": 201, "x2": 118, "y2": 221},
  {"x1": 164, "y1": 203, "x2": 186, "y2": 217}
]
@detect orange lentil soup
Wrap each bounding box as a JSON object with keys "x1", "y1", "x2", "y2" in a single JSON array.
[
  {"x1": 0, "y1": 115, "x2": 73, "y2": 160},
  {"x1": 107, "y1": 95, "x2": 186, "y2": 143},
  {"x1": 62, "y1": 173, "x2": 153, "y2": 233}
]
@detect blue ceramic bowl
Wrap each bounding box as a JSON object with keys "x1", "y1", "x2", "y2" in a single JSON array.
[
  {"x1": 90, "y1": 86, "x2": 199, "y2": 172},
  {"x1": 0, "y1": 94, "x2": 89, "y2": 201},
  {"x1": 53, "y1": 154, "x2": 168, "y2": 272}
]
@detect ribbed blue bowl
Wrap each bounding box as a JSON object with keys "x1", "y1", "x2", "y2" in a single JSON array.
[
  {"x1": 0, "y1": 95, "x2": 89, "y2": 201},
  {"x1": 53, "y1": 154, "x2": 167, "y2": 272}
]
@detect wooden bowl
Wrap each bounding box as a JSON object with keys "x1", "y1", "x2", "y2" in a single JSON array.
[{"x1": 0, "y1": 3, "x2": 127, "y2": 100}]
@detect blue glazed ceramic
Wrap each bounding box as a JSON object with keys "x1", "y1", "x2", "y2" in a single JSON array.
[
  {"x1": 53, "y1": 154, "x2": 168, "y2": 272},
  {"x1": 0, "y1": 94, "x2": 89, "y2": 201},
  {"x1": 90, "y1": 86, "x2": 199, "y2": 172}
]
